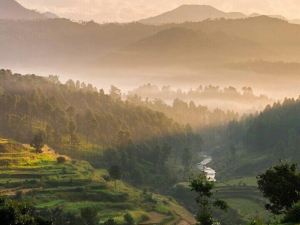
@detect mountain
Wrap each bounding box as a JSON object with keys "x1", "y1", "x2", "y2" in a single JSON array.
[
  {"x1": 1, "y1": 15, "x2": 300, "y2": 89},
  {"x1": 139, "y1": 5, "x2": 246, "y2": 25},
  {"x1": 0, "y1": 0, "x2": 57, "y2": 20},
  {"x1": 250, "y1": 13, "x2": 287, "y2": 21},
  {"x1": 128, "y1": 26, "x2": 259, "y2": 57}
]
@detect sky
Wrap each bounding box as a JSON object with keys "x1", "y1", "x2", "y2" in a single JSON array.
[{"x1": 17, "y1": 0, "x2": 300, "y2": 23}]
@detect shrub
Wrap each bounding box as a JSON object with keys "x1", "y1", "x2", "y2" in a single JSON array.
[
  {"x1": 102, "y1": 218, "x2": 117, "y2": 225},
  {"x1": 283, "y1": 202, "x2": 300, "y2": 223},
  {"x1": 102, "y1": 174, "x2": 111, "y2": 181},
  {"x1": 123, "y1": 213, "x2": 135, "y2": 225},
  {"x1": 57, "y1": 156, "x2": 66, "y2": 164}
]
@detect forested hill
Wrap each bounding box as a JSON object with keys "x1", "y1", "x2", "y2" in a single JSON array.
[
  {"x1": 244, "y1": 98, "x2": 300, "y2": 159},
  {"x1": 216, "y1": 98, "x2": 300, "y2": 178},
  {"x1": 0, "y1": 69, "x2": 186, "y2": 148}
]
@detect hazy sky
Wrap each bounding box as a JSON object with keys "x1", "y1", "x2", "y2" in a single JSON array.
[{"x1": 18, "y1": 0, "x2": 300, "y2": 23}]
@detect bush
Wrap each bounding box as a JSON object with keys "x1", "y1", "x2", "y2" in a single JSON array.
[
  {"x1": 123, "y1": 213, "x2": 135, "y2": 225},
  {"x1": 283, "y1": 202, "x2": 300, "y2": 223},
  {"x1": 102, "y1": 174, "x2": 111, "y2": 181},
  {"x1": 57, "y1": 156, "x2": 66, "y2": 164},
  {"x1": 102, "y1": 218, "x2": 117, "y2": 225}
]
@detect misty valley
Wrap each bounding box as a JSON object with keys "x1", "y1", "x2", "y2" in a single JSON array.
[{"x1": 1, "y1": 1, "x2": 300, "y2": 225}]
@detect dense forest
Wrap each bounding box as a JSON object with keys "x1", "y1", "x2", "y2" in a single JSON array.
[{"x1": 212, "y1": 98, "x2": 300, "y2": 178}]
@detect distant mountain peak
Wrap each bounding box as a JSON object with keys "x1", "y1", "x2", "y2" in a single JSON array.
[
  {"x1": 0, "y1": 0, "x2": 57, "y2": 20},
  {"x1": 139, "y1": 4, "x2": 246, "y2": 25},
  {"x1": 177, "y1": 4, "x2": 220, "y2": 9}
]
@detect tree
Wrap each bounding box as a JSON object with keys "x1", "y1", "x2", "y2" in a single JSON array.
[
  {"x1": 123, "y1": 213, "x2": 135, "y2": 225},
  {"x1": 68, "y1": 120, "x2": 79, "y2": 146},
  {"x1": 110, "y1": 85, "x2": 121, "y2": 101},
  {"x1": 80, "y1": 207, "x2": 98, "y2": 225},
  {"x1": 109, "y1": 165, "x2": 121, "y2": 190},
  {"x1": 0, "y1": 198, "x2": 52, "y2": 225},
  {"x1": 257, "y1": 162, "x2": 300, "y2": 215},
  {"x1": 31, "y1": 131, "x2": 45, "y2": 153},
  {"x1": 190, "y1": 174, "x2": 228, "y2": 225},
  {"x1": 182, "y1": 147, "x2": 192, "y2": 175},
  {"x1": 84, "y1": 110, "x2": 97, "y2": 144},
  {"x1": 102, "y1": 218, "x2": 118, "y2": 225}
]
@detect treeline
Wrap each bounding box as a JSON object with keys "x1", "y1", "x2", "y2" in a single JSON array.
[
  {"x1": 0, "y1": 69, "x2": 200, "y2": 189},
  {"x1": 0, "y1": 69, "x2": 186, "y2": 147},
  {"x1": 215, "y1": 98, "x2": 300, "y2": 177},
  {"x1": 127, "y1": 95, "x2": 239, "y2": 129},
  {"x1": 244, "y1": 98, "x2": 300, "y2": 160},
  {"x1": 128, "y1": 83, "x2": 271, "y2": 105}
]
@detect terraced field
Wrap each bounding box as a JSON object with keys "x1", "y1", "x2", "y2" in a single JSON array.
[
  {"x1": 0, "y1": 138, "x2": 195, "y2": 225},
  {"x1": 215, "y1": 183, "x2": 270, "y2": 221},
  {"x1": 172, "y1": 176, "x2": 272, "y2": 224}
]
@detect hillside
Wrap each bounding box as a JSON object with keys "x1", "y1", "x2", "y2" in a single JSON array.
[
  {"x1": 0, "y1": 137, "x2": 195, "y2": 224},
  {"x1": 123, "y1": 26, "x2": 260, "y2": 66},
  {"x1": 0, "y1": 69, "x2": 202, "y2": 192},
  {"x1": 0, "y1": 0, "x2": 54, "y2": 20},
  {"x1": 210, "y1": 97, "x2": 300, "y2": 179},
  {"x1": 0, "y1": 69, "x2": 184, "y2": 147},
  {"x1": 139, "y1": 5, "x2": 246, "y2": 25}
]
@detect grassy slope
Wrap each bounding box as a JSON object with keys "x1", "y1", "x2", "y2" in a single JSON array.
[
  {"x1": 0, "y1": 138, "x2": 195, "y2": 225},
  {"x1": 173, "y1": 176, "x2": 271, "y2": 224},
  {"x1": 215, "y1": 177, "x2": 271, "y2": 222}
]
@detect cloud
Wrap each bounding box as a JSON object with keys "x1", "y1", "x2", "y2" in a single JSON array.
[{"x1": 17, "y1": 0, "x2": 300, "y2": 23}]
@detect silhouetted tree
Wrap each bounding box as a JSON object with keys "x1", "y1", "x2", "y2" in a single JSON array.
[
  {"x1": 190, "y1": 174, "x2": 228, "y2": 225},
  {"x1": 31, "y1": 131, "x2": 45, "y2": 153},
  {"x1": 123, "y1": 213, "x2": 135, "y2": 225},
  {"x1": 109, "y1": 165, "x2": 121, "y2": 190},
  {"x1": 182, "y1": 147, "x2": 192, "y2": 175},
  {"x1": 81, "y1": 207, "x2": 98, "y2": 225},
  {"x1": 257, "y1": 162, "x2": 300, "y2": 215},
  {"x1": 0, "y1": 198, "x2": 52, "y2": 225}
]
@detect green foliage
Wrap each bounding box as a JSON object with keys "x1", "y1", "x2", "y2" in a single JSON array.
[
  {"x1": 81, "y1": 207, "x2": 98, "y2": 225},
  {"x1": 0, "y1": 69, "x2": 199, "y2": 189},
  {"x1": 182, "y1": 147, "x2": 192, "y2": 175},
  {"x1": 190, "y1": 175, "x2": 214, "y2": 198},
  {"x1": 283, "y1": 202, "x2": 300, "y2": 223},
  {"x1": 57, "y1": 156, "x2": 66, "y2": 164},
  {"x1": 190, "y1": 174, "x2": 228, "y2": 225},
  {"x1": 109, "y1": 165, "x2": 121, "y2": 190},
  {"x1": 123, "y1": 213, "x2": 135, "y2": 225},
  {"x1": 0, "y1": 138, "x2": 194, "y2": 225},
  {"x1": 31, "y1": 131, "x2": 45, "y2": 153},
  {"x1": 0, "y1": 69, "x2": 185, "y2": 149},
  {"x1": 102, "y1": 218, "x2": 118, "y2": 225},
  {"x1": 109, "y1": 165, "x2": 121, "y2": 181},
  {"x1": 0, "y1": 198, "x2": 51, "y2": 225},
  {"x1": 257, "y1": 162, "x2": 300, "y2": 215}
]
